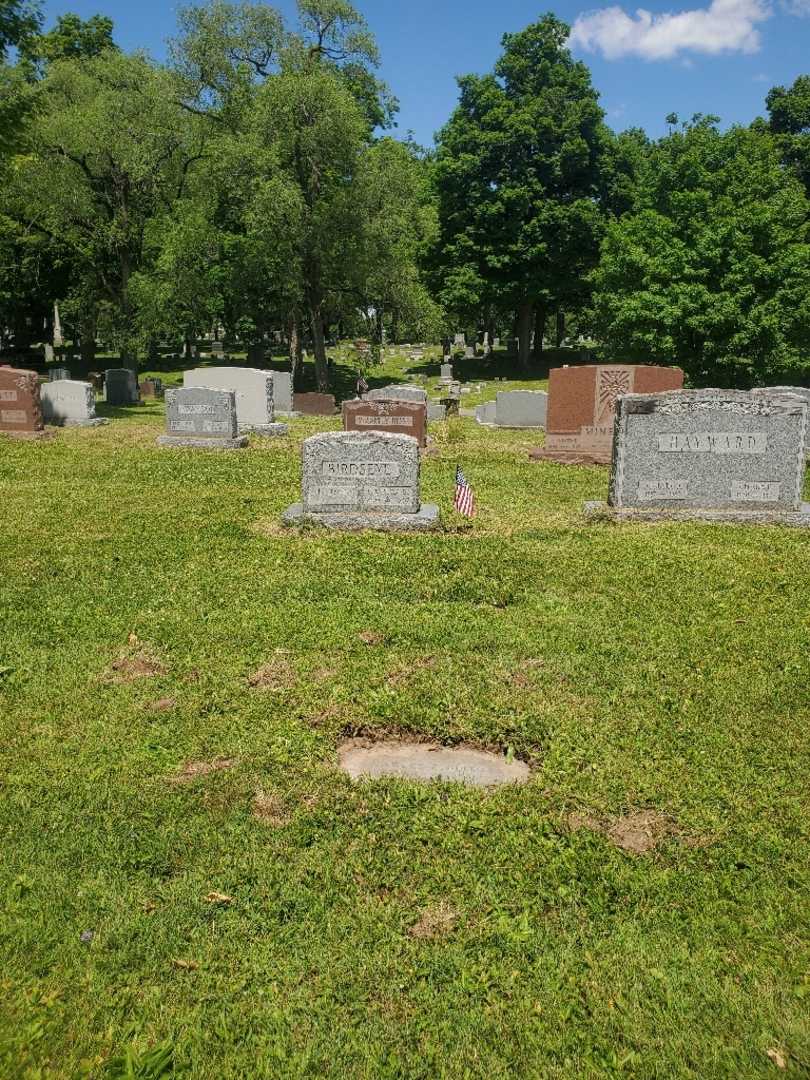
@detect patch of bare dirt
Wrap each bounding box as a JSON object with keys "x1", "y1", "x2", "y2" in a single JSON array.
[
  {"x1": 248, "y1": 650, "x2": 297, "y2": 690},
  {"x1": 166, "y1": 758, "x2": 235, "y2": 785},
  {"x1": 358, "y1": 630, "x2": 385, "y2": 646},
  {"x1": 311, "y1": 667, "x2": 338, "y2": 683},
  {"x1": 409, "y1": 902, "x2": 459, "y2": 940},
  {"x1": 105, "y1": 646, "x2": 167, "y2": 684},
  {"x1": 386, "y1": 655, "x2": 437, "y2": 687},
  {"x1": 568, "y1": 808, "x2": 672, "y2": 855},
  {"x1": 146, "y1": 697, "x2": 177, "y2": 712},
  {"x1": 307, "y1": 703, "x2": 344, "y2": 728},
  {"x1": 252, "y1": 790, "x2": 290, "y2": 826}
]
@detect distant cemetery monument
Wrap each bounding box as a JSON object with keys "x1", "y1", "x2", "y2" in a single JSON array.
[
  {"x1": 586, "y1": 389, "x2": 809, "y2": 527},
  {"x1": 531, "y1": 364, "x2": 684, "y2": 464},
  {"x1": 0, "y1": 366, "x2": 46, "y2": 437},
  {"x1": 282, "y1": 431, "x2": 440, "y2": 531}
]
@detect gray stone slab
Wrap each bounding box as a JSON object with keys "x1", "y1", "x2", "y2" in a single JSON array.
[
  {"x1": 751, "y1": 387, "x2": 810, "y2": 456},
  {"x1": 427, "y1": 402, "x2": 447, "y2": 421},
  {"x1": 338, "y1": 741, "x2": 530, "y2": 786},
  {"x1": 301, "y1": 430, "x2": 421, "y2": 514},
  {"x1": 183, "y1": 367, "x2": 275, "y2": 430},
  {"x1": 163, "y1": 386, "x2": 240, "y2": 444},
  {"x1": 495, "y1": 390, "x2": 548, "y2": 428},
  {"x1": 584, "y1": 499, "x2": 810, "y2": 528},
  {"x1": 281, "y1": 502, "x2": 440, "y2": 532},
  {"x1": 157, "y1": 434, "x2": 248, "y2": 449},
  {"x1": 609, "y1": 389, "x2": 808, "y2": 512},
  {"x1": 269, "y1": 371, "x2": 293, "y2": 414},
  {"x1": 365, "y1": 384, "x2": 428, "y2": 405},
  {"x1": 41, "y1": 380, "x2": 106, "y2": 426},
  {"x1": 440, "y1": 364, "x2": 454, "y2": 382},
  {"x1": 475, "y1": 401, "x2": 497, "y2": 425},
  {"x1": 104, "y1": 368, "x2": 139, "y2": 405}
]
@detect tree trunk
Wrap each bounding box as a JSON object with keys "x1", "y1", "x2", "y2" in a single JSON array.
[
  {"x1": 555, "y1": 309, "x2": 565, "y2": 348},
  {"x1": 288, "y1": 312, "x2": 304, "y2": 390},
  {"x1": 308, "y1": 297, "x2": 330, "y2": 391},
  {"x1": 516, "y1": 301, "x2": 533, "y2": 373},
  {"x1": 534, "y1": 305, "x2": 546, "y2": 359}
]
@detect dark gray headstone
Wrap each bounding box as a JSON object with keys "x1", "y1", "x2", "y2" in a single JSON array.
[
  {"x1": 157, "y1": 386, "x2": 247, "y2": 449},
  {"x1": 104, "y1": 368, "x2": 139, "y2": 406}
]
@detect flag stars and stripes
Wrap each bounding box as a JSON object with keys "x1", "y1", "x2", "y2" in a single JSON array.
[{"x1": 454, "y1": 465, "x2": 476, "y2": 518}]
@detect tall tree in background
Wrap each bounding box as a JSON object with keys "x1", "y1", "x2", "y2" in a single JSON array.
[
  {"x1": 590, "y1": 117, "x2": 810, "y2": 385},
  {"x1": 765, "y1": 74, "x2": 810, "y2": 196},
  {"x1": 432, "y1": 14, "x2": 606, "y2": 369}
]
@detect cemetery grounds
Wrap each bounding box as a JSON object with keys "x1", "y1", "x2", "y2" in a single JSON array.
[{"x1": 0, "y1": 346, "x2": 809, "y2": 1078}]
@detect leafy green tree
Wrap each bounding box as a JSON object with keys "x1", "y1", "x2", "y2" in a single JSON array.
[
  {"x1": 0, "y1": 0, "x2": 40, "y2": 57},
  {"x1": 20, "y1": 12, "x2": 116, "y2": 68},
  {"x1": 5, "y1": 50, "x2": 209, "y2": 364},
  {"x1": 432, "y1": 14, "x2": 607, "y2": 369},
  {"x1": 590, "y1": 118, "x2": 810, "y2": 385},
  {"x1": 765, "y1": 75, "x2": 810, "y2": 196}
]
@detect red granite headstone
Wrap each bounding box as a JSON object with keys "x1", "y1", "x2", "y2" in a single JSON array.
[
  {"x1": 293, "y1": 392, "x2": 337, "y2": 416},
  {"x1": 0, "y1": 366, "x2": 45, "y2": 436},
  {"x1": 342, "y1": 399, "x2": 427, "y2": 447},
  {"x1": 530, "y1": 364, "x2": 684, "y2": 465}
]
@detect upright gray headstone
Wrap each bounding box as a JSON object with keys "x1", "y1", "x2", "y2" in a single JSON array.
[
  {"x1": 269, "y1": 371, "x2": 293, "y2": 414},
  {"x1": 183, "y1": 367, "x2": 287, "y2": 435},
  {"x1": 597, "y1": 389, "x2": 809, "y2": 526},
  {"x1": 282, "y1": 431, "x2": 439, "y2": 531},
  {"x1": 157, "y1": 386, "x2": 247, "y2": 449},
  {"x1": 104, "y1": 368, "x2": 139, "y2": 406},
  {"x1": 495, "y1": 390, "x2": 548, "y2": 429},
  {"x1": 427, "y1": 401, "x2": 447, "y2": 421},
  {"x1": 475, "y1": 401, "x2": 497, "y2": 426},
  {"x1": 365, "y1": 384, "x2": 428, "y2": 405},
  {"x1": 752, "y1": 387, "x2": 810, "y2": 457},
  {"x1": 41, "y1": 380, "x2": 107, "y2": 427},
  {"x1": 440, "y1": 363, "x2": 454, "y2": 383},
  {"x1": 464, "y1": 347, "x2": 475, "y2": 359},
  {"x1": 49, "y1": 367, "x2": 71, "y2": 382}
]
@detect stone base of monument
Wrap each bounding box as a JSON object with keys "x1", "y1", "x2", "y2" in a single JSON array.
[
  {"x1": 51, "y1": 417, "x2": 109, "y2": 428},
  {"x1": 530, "y1": 448, "x2": 610, "y2": 466},
  {"x1": 584, "y1": 500, "x2": 810, "y2": 528},
  {"x1": 241, "y1": 423, "x2": 288, "y2": 437},
  {"x1": 1, "y1": 429, "x2": 54, "y2": 441},
  {"x1": 156, "y1": 434, "x2": 248, "y2": 450},
  {"x1": 281, "y1": 502, "x2": 441, "y2": 532}
]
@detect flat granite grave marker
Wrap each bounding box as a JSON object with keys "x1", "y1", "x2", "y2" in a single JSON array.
[
  {"x1": 282, "y1": 430, "x2": 440, "y2": 531},
  {"x1": 157, "y1": 386, "x2": 248, "y2": 449},
  {"x1": 0, "y1": 366, "x2": 45, "y2": 436},
  {"x1": 343, "y1": 399, "x2": 427, "y2": 447},
  {"x1": 183, "y1": 367, "x2": 287, "y2": 435},
  {"x1": 41, "y1": 380, "x2": 107, "y2": 427},
  {"x1": 104, "y1": 368, "x2": 140, "y2": 406},
  {"x1": 585, "y1": 389, "x2": 809, "y2": 526},
  {"x1": 531, "y1": 364, "x2": 684, "y2": 464}
]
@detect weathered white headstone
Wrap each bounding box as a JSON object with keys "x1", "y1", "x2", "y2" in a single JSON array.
[
  {"x1": 158, "y1": 386, "x2": 247, "y2": 449},
  {"x1": 365, "y1": 384, "x2": 428, "y2": 405},
  {"x1": 41, "y1": 380, "x2": 107, "y2": 427},
  {"x1": 282, "y1": 431, "x2": 439, "y2": 531},
  {"x1": 183, "y1": 367, "x2": 287, "y2": 435},
  {"x1": 589, "y1": 389, "x2": 810, "y2": 526}
]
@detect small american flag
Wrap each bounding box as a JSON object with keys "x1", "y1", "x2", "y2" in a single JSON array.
[{"x1": 454, "y1": 465, "x2": 476, "y2": 518}]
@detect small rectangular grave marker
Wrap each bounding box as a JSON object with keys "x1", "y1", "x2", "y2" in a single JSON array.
[
  {"x1": 343, "y1": 399, "x2": 427, "y2": 446},
  {"x1": 41, "y1": 380, "x2": 107, "y2": 427},
  {"x1": 292, "y1": 392, "x2": 337, "y2": 416},
  {"x1": 104, "y1": 368, "x2": 140, "y2": 406}
]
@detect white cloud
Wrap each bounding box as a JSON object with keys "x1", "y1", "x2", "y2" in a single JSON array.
[
  {"x1": 781, "y1": 0, "x2": 810, "y2": 14},
  {"x1": 569, "y1": 0, "x2": 772, "y2": 61}
]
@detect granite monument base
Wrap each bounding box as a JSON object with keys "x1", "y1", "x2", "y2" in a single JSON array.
[
  {"x1": 281, "y1": 502, "x2": 441, "y2": 532},
  {"x1": 156, "y1": 434, "x2": 248, "y2": 450},
  {"x1": 243, "y1": 422, "x2": 288, "y2": 437},
  {"x1": 583, "y1": 500, "x2": 810, "y2": 528},
  {"x1": 530, "y1": 447, "x2": 609, "y2": 466},
  {"x1": 51, "y1": 417, "x2": 108, "y2": 428}
]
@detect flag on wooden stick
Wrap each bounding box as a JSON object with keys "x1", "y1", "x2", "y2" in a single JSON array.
[{"x1": 454, "y1": 465, "x2": 476, "y2": 518}]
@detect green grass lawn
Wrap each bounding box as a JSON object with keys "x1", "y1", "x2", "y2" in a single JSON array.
[{"x1": 1, "y1": 351, "x2": 809, "y2": 1078}]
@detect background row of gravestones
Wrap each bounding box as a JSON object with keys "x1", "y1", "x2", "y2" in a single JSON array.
[{"x1": 2, "y1": 361, "x2": 807, "y2": 529}]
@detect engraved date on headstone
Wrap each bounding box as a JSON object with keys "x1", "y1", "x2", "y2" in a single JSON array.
[
  {"x1": 729, "y1": 480, "x2": 781, "y2": 502},
  {"x1": 637, "y1": 478, "x2": 689, "y2": 499},
  {"x1": 1, "y1": 409, "x2": 26, "y2": 424}
]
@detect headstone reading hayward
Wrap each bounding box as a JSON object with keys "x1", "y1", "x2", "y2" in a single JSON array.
[
  {"x1": 157, "y1": 387, "x2": 247, "y2": 449},
  {"x1": 752, "y1": 387, "x2": 810, "y2": 457},
  {"x1": 104, "y1": 368, "x2": 139, "y2": 406},
  {"x1": 532, "y1": 364, "x2": 684, "y2": 465},
  {"x1": 494, "y1": 390, "x2": 547, "y2": 429},
  {"x1": 41, "y1": 380, "x2": 107, "y2": 427},
  {"x1": 343, "y1": 399, "x2": 427, "y2": 447},
  {"x1": 183, "y1": 367, "x2": 287, "y2": 435},
  {"x1": 282, "y1": 431, "x2": 439, "y2": 531},
  {"x1": 589, "y1": 389, "x2": 809, "y2": 526},
  {"x1": 293, "y1": 392, "x2": 337, "y2": 416},
  {"x1": 0, "y1": 367, "x2": 45, "y2": 436},
  {"x1": 366, "y1": 384, "x2": 427, "y2": 405}
]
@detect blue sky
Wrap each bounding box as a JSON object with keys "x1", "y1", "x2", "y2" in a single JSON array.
[{"x1": 40, "y1": 0, "x2": 810, "y2": 145}]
